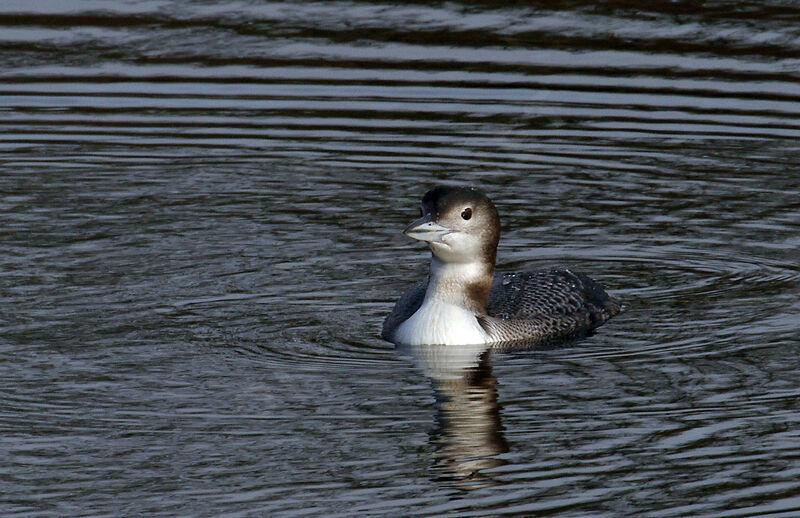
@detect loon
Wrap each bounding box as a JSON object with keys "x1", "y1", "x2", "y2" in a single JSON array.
[{"x1": 382, "y1": 186, "x2": 620, "y2": 346}]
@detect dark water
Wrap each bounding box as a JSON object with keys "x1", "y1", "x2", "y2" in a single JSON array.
[{"x1": 2, "y1": 1, "x2": 800, "y2": 516}]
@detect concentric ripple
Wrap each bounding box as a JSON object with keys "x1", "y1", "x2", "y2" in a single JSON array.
[{"x1": 2, "y1": 1, "x2": 800, "y2": 517}]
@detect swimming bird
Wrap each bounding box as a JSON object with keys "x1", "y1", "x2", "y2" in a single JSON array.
[{"x1": 382, "y1": 186, "x2": 620, "y2": 346}]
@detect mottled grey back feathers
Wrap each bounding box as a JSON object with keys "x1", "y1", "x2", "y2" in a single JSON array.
[{"x1": 482, "y1": 269, "x2": 620, "y2": 346}]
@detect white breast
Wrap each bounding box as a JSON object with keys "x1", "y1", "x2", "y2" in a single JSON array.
[{"x1": 393, "y1": 298, "x2": 490, "y2": 346}]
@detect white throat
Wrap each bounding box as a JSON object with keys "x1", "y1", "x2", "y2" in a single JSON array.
[{"x1": 394, "y1": 257, "x2": 492, "y2": 346}]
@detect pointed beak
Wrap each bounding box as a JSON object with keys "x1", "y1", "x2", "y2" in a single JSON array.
[{"x1": 403, "y1": 214, "x2": 452, "y2": 243}]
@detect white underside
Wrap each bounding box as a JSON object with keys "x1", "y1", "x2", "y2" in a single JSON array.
[{"x1": 394, "y1": 298, "x2": 490, "y2": 346}]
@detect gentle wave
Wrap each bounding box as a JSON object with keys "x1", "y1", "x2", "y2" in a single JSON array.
[{"x1": 3, "y1": 1, "x2": 800, "y2": 517}]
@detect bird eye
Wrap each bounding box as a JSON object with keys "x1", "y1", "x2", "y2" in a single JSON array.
[{"x1": 461, "y1": 207, "x2": 472, "y2": 220}]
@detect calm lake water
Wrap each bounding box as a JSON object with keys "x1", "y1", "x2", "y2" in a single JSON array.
[{"x1": 2, "y1": 1, "x2": 800, "y2": 516}]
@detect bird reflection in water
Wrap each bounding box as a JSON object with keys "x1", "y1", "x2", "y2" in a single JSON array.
[{"x1": 400, "y1": 343, "x2": 510, "y2": 489}]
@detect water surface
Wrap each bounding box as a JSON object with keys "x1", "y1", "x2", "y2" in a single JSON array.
[{"x1": 2, "y1": 1, "x2": 800, "y2": 516}]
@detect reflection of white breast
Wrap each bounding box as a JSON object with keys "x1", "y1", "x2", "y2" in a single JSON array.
[
  {"x1": 394, "y1": 298, "x2": 489, "y2": 346},
  {"x1": 401, "y1": 342, "x2": 491, "y2": 381}
]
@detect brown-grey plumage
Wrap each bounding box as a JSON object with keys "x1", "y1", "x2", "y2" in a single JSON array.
[
  {"x1": 382, "y1": 185, "x2": 620, "y2": 346},
  {"x1": 382, "y1": 269, "x2": 620, "y2": 346},
  {"x1": 481, "y1": 269, "x2": 620, "y2": 346}
]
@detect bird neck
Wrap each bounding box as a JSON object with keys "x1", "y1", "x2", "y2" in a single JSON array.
[{"x1": 425, "y1": 257, "x2": 494, "y2": 315}]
